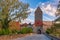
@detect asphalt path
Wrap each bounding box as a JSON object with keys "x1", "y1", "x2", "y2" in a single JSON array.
[{"x1": 13, "y1": 34, "x2": 51, "y2": 40}]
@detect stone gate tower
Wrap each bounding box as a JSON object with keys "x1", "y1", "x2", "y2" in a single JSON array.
[{"x1": 34, "y1": 7, "x2": 43, "y2": 33}]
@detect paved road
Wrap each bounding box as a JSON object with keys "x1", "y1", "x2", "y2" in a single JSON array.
[{"x1": 13, "y1": 34, "x2": 51, "y2": 40}]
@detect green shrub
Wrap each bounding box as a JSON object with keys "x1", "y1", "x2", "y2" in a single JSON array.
[
  {"x1": 12, "y1": 30, "x2": 20, "y2": 34},
  {"x1": 20, "y1": 27, "x2": 33, "y2": 34},
  {"x1": 46, "y1": 29, "x2": 52, "y2": 34},
  {"x1": 0, "y1": 29, "x2": 12, "y2": 35},
  {"x1": 0, "y1": 29, "x2": 21, "y2": 35},
  {"x1": 0, "y1": 29, "x2": 3, "y2": 35},
  {"x1": 0, "y1": 27, "x2": 33, "y2": 35}
]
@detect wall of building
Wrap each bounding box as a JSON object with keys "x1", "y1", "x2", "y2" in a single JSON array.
[{"x1": 43, "y1": 21, "x2": 53, "y2": 32}]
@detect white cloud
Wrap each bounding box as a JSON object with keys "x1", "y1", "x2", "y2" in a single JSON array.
[
  {"x1": 40, "y1": 0, "x2": 60, "y2": 16},
  {"x1": 21, "y1": 19, "x2": 34, "y2": 24},
  {"x1": 43, "y1": 15, "x2": 55, "y2": 21},
  {"x1": 38, "y1": 0, "x2": 59, "y2": 21},
  {"x1": 40, "y1": 2, "x2": 57, "y2": 17},
  {"x1": 27, "y1": 8, "x2": 36, "y2": 13},
  {"x1": 21, "y1": 7, "x2": 35, "y2": 24}
]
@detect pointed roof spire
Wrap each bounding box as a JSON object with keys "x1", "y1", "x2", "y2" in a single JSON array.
[{"x1": 35, "y1": 6, "x2": 42, "y2": 13}]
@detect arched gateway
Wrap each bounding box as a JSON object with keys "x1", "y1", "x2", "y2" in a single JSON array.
[{"x1": 34, "y1": 7, "x2": 43, "y2": 34}]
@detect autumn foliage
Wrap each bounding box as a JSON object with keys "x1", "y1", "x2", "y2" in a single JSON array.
[{"x1": 9, "y1": 21, "x2": 20, "y2": 30}]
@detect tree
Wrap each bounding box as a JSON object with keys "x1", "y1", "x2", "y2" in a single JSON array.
[
  {"x1": 0, "y1": 0, "x2": 30, "y2": 29},
  {"x1": 55, "y1": 1, "x2": 60, "y2": 16}
]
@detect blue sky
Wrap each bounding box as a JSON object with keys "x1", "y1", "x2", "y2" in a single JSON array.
[
  {"x1": 20, "y1": 0, "x2": 59, "y2": 24},
  {"x1": 20, "y1": 0, "x2": 53, "y2": 8}
]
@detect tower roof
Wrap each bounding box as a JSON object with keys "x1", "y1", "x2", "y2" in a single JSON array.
[{"x1": 35, "y1": 7, "x2": 42, "y2": 13}]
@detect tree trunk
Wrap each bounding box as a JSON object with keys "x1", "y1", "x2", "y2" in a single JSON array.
[
  {"x1": 2, "y1": 23, "x2": 9, "y2": 29},
  {"x1": 19, "y1": 17, "x2": 21, "y2": 23},
  {"x1": 1, "y1": 17, "x2": 9, "y2": 29}
]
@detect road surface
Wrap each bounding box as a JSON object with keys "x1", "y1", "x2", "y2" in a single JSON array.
[{"x1": 13, "y1": 34, "x2": 51, "y2": 40}]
